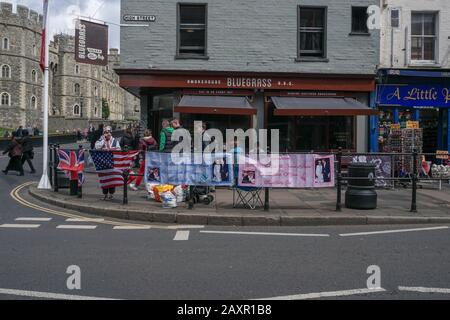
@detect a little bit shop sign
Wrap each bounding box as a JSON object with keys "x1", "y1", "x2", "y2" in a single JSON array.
[{"x1": 377, "y1": 85, "x2": 450, "y2": 108}]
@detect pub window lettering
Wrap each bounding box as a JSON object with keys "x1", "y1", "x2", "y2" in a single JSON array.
[
  {"x1": 177, "y1": 4, "x2": 207, "y2": 57},
  {"x1": 351, "y1": 7, "x2": 369, "y2": 34},
  {"x1": 411, "y1": 12, "x2": 438, "y2": 62},
  {"x1": 298, "y1": 6, "x2": 327, "y2": 59}
]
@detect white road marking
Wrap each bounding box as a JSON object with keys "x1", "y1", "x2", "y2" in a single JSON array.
[
  {"x1": 0, "y1": 224, "x2": 40, "y2": 229},
  {"x1": 56, "y1": 225, "x2": 97, "y2": 230},
  {"x1": 254, "y1": 288, "x2": 386, "y2": 300},
  {"x1": 0, "y1": 288, "x2": 119, "y2": 300},
  {"x1": 113, "y1": 226, "x2": 151, "y2": 230},
  {"x1": 173, "y1": 230, "x2": 190, "y2": 241},
  {"x1": 65, "y1": 218, "x2": 105, "y2": 222},
  {"x1": 15, "y1": 217, "x2": 52, "y2": 222},
  {"x1": 398, "y1": 286, "x2": 450, "y2": 294},
  {"x1": 167, "y1": 225, "x2": 205, "y2": 230},
  {"x1": 200, "y1": 230, "x2": 330, "y2": 237},
  {"x1": 339, "y1": 226, "x2": 449, "y2": 237}
]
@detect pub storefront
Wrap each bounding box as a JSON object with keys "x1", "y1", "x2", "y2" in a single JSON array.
[
  {"x1": 117, "y1": 71, "x2": 376, "y2": 152},
  {"x1": 375, "y1": 69, "x2": 450, "y2": 154}
]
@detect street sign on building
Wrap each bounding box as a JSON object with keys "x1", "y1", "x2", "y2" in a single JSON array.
[{"x1": 75, "y1": 19, "x2": 109, "y2": 66}]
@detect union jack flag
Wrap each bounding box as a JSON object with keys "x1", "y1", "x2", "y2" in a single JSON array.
[
  {"x1": 90, "y1": 150, "x2": 139, "y2": 189},
  {"x1": 57, "y1": 149, "x2": 85, "y2": 186}
]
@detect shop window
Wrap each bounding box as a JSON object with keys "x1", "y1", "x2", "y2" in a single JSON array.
[
  {"x1": 411, "y1": 12, "x2": 437, "y2": 62},
  {"x1": 1, "y1": 92, "x2": 10, "y2": 106},
  {"x1": 298, "y1": 7, "x2": 327, "y2": 59},
  {"x1": 351, "y1": 7, "x2": 369, "y2": 34},
  {"x1": 177, "y1": 4, "x2": 207, "y2": 57}
]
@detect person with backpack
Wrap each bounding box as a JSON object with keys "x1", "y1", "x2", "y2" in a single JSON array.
[
  {"x1": 159, "y1": 120, "x2": 177, "y2": 152},
  {"x1": 2, "y1": 133, "x2": 24, "y2": 176},
  {"x1": 21, "y1": 130, "x2": 36, "y2": 174}
]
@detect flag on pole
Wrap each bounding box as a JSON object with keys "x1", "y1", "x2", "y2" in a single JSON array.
[
  {"x1": 40, "y1": 0, "x2": 49, "y2": 72},
  {"x1": 90, "y1": 151, "x2": 139, "y2": 189},
  {"x1": 57, "y1": 149, "x2": 85, "y2": 186}
]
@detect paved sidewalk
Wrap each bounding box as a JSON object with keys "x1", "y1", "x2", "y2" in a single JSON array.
[{"x1": 27, "y1": 171, "x2": 450, "y2": 226}]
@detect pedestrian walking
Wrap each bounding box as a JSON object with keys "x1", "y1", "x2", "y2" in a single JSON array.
[
  {"x1": 2, "y1": 133, "x2": 24, "y2": 176},
  {"x1": 94, "y1": 126, "x2": 121, "y2": 200},
  {"x1": 21, "y1": 130, "x2": 36, "y2": 174},
  {"x1": 129, "y1": 130, "x2": 158, "y2": 191},
  {"x1": 90, "y1": 124, "x2": 103, "y2": 150}
]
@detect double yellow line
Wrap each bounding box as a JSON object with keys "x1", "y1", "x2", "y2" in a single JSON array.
[{"x1": 9, "y1": 182, "x2": 154, "y2": 228}]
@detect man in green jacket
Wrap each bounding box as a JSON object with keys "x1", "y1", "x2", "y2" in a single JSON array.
[{"x1": 159, "y1": 120, "x2": 175, "y2": 152}]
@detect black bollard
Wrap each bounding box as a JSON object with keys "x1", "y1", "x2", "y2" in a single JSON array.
[
  {"x1": 123, "y1": 170, "x2": 129, "y2": 205},
  {"x1": 336, "y1": 147, "x2": 343, "y2": 212},
  {"x1": 410, "y1": 150, "x2": 418, "y2": 213}
]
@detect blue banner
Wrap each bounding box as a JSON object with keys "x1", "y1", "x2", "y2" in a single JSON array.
[
  {"x1": 377, "y1": 85, "x2": 450, "y2": 108},
  {"x1": 145, "y1": 152, "x2": 234, "y2": 186}
]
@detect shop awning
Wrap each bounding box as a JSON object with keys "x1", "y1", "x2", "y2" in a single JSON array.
[
  {"x1": 174, "y1": 95, "x2": 257, "y2": 115},
  {"x1": 271, "y1": 97, "x2": 378, "y2": 116}
]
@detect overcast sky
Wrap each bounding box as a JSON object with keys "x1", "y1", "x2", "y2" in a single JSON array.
[{"x1": 5, "y1": 0, "x2": 121, "y2": 50}]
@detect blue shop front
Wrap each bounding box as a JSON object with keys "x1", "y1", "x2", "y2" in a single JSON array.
[{"x1": 371, "y1": 69, "x2": 450, "y2": 154}]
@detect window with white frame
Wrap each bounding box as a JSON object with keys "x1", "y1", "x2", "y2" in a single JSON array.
[
  {"x1": 31, "y1": 70, "x2": 37, "y2": 82},
  {"x1": 1, "y1": 92, "x2": 10, "y2": 106},
  {"x1": 1, "y1": 65, "x2": 11, "y2": 78},
  {"x1": 2, "y1": 38, "x2": 9, "y2": 50},
  {"x1": 411, "y1": 12, "x2": 438, "y2": 62},
  {"x1": 73, "y1": 104, "x2": 80, "y2": 116},
  {"x1": 30, "y1": 96, "x2": 37, "y2": 109}
]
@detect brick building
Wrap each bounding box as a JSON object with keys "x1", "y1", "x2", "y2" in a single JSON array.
[
  {"x1": 374, "y1": 0, "x2": 450, "y2": 153},
  {"x1": 118, "y1": 0, "x2": 380, "y2": 152}
]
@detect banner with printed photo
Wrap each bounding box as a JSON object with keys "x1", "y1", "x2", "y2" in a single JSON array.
[
  {"x1": 348, "y1": 155, "x2": 392, "y2": 188},
  {"x1": 238, "y1": 154, "x2": 335, "y2": 188},
  {"x1": 145, "y1": 152, "x2": 234, "y2": 186}
]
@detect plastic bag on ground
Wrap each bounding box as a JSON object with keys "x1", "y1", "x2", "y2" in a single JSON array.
[{"x1": 161, "y1": 191, "x2": 177, "y2": 208}]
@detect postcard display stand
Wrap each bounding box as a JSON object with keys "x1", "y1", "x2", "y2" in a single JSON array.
[{"x1": 387, "y1": 128, "x2": 423, "y2": 175}]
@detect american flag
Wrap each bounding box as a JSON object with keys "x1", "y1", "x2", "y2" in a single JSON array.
[
  {"x1": 57, "y1": 149, "x2": 85, "y2": 186},
  {"x1": 90, "y1": 150, "x2": 139, "y2": 189}
]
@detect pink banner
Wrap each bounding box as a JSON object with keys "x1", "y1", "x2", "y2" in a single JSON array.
[{"x1": 238, "y1": 154, "x2": 335, "y2": 188}]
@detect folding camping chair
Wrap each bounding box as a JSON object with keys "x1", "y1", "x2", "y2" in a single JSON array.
[{"x1": 232, "y1": 186, "x2": 264, "y2": 210}]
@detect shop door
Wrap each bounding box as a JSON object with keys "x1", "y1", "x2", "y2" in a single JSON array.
[{"x1": 421, "y1": 109, "x2": 439, "y2": 153}]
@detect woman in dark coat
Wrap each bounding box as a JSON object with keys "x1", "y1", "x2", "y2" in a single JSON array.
[
  {"x1": 21, "y1": 130, "x2": 36, "y2": 174},
  {"x1": 2, "y1": 133, "x2": 24, "y2": 176}
]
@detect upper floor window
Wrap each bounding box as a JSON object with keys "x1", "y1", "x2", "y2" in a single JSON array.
[
  {"x1": 177, "y1": 4, "x2": 207, "y2": 57},
  {"x1": 1, "y1": 92, "x2": 10, "y2": 106},
  {"x1": 2, "y1": 38, "x2": 9, "y2": 50},
  {"x1": 1, "y1": 65, "x2": 11, "y2": 78},
  {"x1": 30, "y1": 96, "x2": 37, "y2": 109},
  {"x1": 298, "y1": 7, "x2": 327, "y2": 59},
  {"x1": 94, "y1": 86, "x2": 98, "y2": 97},
  {"x1": 73, "y1": 104, "x2": 80, "y2": 116},
  {"x1": 411, "y1": 12, "x2": 438, "y2": 62},
  {"x1": 74, "y1": 83, "x2": 80, "y2": 95},
  {"x1": 75, "y1": 65, "x2": 80, "y2": 74},
  {"x1": 351, "y1": 7, "x2": 369, "y2": 34},
  {"x1": 31, "y1": 70, "x2": 37, "y2": 82}
]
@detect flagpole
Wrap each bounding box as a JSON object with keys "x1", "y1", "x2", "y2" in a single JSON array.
[{"x1": 38, "y1": 0, "x2": 51, "y2": 189}]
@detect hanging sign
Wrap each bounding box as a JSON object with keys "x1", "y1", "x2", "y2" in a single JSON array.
[{"x1": 75, "y1": 19, "x2": 109, "y2": 66}]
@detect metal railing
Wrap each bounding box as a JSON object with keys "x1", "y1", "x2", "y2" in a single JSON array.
[{"x1": 47, "y1": 147, "x2": 450, "y2": 212}]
